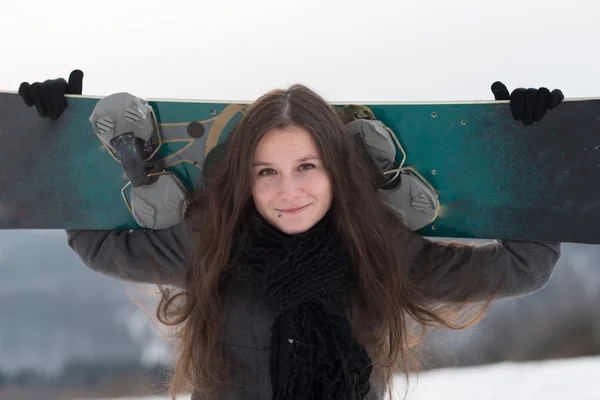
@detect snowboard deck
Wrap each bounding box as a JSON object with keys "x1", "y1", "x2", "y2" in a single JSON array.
[{"x1": 1, "y1": 90, "x2": 599, "y2": 244}]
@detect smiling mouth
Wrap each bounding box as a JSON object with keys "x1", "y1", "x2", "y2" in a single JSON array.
[{"x1": 277, "y1": 204, "x2": 310, "y2": 213}]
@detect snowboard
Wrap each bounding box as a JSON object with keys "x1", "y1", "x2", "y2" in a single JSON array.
[{"x1": 1, "y1": 90, "x2": 599, "y2": 245}]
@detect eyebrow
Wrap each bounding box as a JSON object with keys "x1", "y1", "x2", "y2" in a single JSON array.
[{"x1": 252, "y1": 155, "x2": 320, "y2": 167}]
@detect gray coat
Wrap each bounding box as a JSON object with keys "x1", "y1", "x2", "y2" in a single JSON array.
[{"x1": 66, "y1": 224, "x2": 561, "y2": 399}]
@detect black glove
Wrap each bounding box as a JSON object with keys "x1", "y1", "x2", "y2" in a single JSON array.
[
  {"x1": 18, "y1": 69, "x2": 84, "y2": 120},
  {"x1": 491, "y1": 81, "x2": 564, "y2": 126}
]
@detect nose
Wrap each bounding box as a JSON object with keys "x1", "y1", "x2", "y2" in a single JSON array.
[{"x1": 278, "y1": 173, "x2": 301, "y2": 199}]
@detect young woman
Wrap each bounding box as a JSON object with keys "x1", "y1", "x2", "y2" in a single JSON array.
[{"x1": 19, "y1": 71, "x2": 563, "y2": 400}]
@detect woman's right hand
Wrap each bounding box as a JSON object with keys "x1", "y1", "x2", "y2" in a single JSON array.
[{"x1": 18, "y1": 69, "x2": 84, "y2": 120}]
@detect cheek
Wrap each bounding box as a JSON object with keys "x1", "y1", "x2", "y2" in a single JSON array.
[
  {"x1": 252, "y1": 179, "x2": 277, "y2": 207},
  {"x1": 307, "y1": 173, "x2": 332, "y2": 200}
]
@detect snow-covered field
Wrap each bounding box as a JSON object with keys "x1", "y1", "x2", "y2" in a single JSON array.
[
  {"x1": 400, "y1": 355, "x2": 600, "y2": 400},
  {"x1": 77, "y1": 355, "x2": 600, "y2": 400}
]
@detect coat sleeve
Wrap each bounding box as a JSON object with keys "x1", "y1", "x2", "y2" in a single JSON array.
[
  {"x1": 65, "y1": 222, "x2": 194, "y2": 287},
  {"x1": 404, "y1": 231, "x2": 561, "y2": 303}
]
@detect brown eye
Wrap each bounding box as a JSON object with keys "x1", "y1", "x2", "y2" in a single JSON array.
[
  {"x1": 299, "y1": 163, "x2": 316, "y2": 171},
  {"x1": 258, "y1": 168, "x2": 276, "y2": 176}
]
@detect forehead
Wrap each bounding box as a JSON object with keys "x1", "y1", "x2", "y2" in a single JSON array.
[{"x1": 254, "y1": 126, "x2": 320, "y2": 159}]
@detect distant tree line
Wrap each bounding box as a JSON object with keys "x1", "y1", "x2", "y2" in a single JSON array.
[{"x1": 0, "y1": 360, "x2": 169, "y2": 392}]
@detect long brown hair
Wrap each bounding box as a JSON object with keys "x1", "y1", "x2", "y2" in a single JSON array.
[{"x1": 154, "y1": 84, "x2": 503, "y2": 399}]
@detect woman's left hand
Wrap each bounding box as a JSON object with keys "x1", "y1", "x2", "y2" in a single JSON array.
[{"x1": 491, "y1": 81, "x2": 564, "y2": 126}]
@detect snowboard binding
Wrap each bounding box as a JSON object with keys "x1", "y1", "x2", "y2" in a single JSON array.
[
  {"x1": 339, "y1": 104, "x2": 439, "y2": 231},
  {"x1": 89, "y1": 93, "x2": 188, "y2": 230}
]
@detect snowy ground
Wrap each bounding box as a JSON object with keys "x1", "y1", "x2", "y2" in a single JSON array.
[
  {"x1": 399, "y1": 355, "x2": 600, "y2": 400},
  {"x1": 77, "y1": 355, "x2": 600, "y2": 400}
]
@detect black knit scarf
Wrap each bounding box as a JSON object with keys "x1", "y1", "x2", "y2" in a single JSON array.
[{"x1": 240, "y1": 210, "x2": 373, "y2": 399}]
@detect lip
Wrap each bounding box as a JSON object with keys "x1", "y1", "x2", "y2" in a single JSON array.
[{"x1": 277, "y1": 204, "x2": 310, "y2": 213}]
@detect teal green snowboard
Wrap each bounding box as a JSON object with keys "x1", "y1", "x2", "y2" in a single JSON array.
[{"x1": 1, "y1": 90, "x2": 599, "y2": 244}]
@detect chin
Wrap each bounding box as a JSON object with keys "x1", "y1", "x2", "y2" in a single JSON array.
[
  {"x1": 269, "y1": 220, "x2": 304, "y2": 235},
  {"x1": 279, "y1": 223, "x2": 312, "y2": 235}
]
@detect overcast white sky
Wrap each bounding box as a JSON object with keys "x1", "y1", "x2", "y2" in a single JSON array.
[{"x1": 2, "y1": 0, "x2": 598, "y2": 102}]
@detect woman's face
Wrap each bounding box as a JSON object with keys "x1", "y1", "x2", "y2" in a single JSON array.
[{"x1": 251, "y1": 126, "x2": 333, "y2": 234}]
